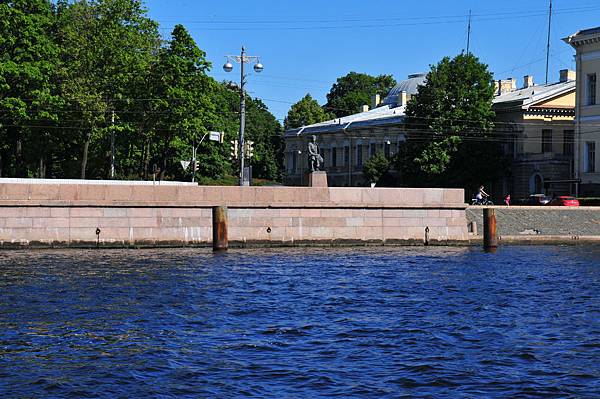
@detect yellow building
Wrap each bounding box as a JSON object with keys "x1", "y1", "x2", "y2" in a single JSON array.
[
  {"x1": 492, "y1": 72, "x2": 576, "y2": 197},
  {"x1": 564, "y1": 27, "x2": 600, "y2": 196}
]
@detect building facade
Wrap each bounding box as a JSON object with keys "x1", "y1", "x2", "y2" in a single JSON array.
[
  {"x1": 493, "y1": 73, "x2": 576, "y2": 197},
  {"x1": 564, "y1": 27, "x2": 600, "y2": 196},
  {"x1": 284, "y1": 71, "x2": 576, "y2": 200},
  {"x1": 284, "y1": 74, "x2": 425, "y2": 187}
]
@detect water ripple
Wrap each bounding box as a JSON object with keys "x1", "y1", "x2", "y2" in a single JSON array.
[{"x1": 1, "y1": 246, "x2": 600, "y2": 397}]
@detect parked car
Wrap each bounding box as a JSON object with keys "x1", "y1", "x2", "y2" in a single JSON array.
[
  {"x1": 548, "y1": 196, "x2": 580, "y2": 207},
  {"x1": 526, "y1": 194, "x2": 552, "y2": 205}
]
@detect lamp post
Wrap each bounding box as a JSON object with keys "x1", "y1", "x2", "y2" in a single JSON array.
[
  {"x1": 223, "y1": 46, "x2": 263, "y2": 186},
  {"x1": 297, "y1": 150, "x2": 303, "y2": 186}
]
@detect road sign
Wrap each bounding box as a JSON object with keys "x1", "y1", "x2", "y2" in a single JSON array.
[
  {"x1": 180, "y1": 160, "x2": 198, "y2": 171},
  {"x1": 209, "y1": 131, "x2": 224, "y2": 143}
]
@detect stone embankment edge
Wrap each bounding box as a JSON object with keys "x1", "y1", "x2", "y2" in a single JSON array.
[
  {"x1": 466, "y1": 205, "x2": 600, "y2": 245},
  {"x1": 0, "y1": 183, "x2": 469, "y2": 249}
]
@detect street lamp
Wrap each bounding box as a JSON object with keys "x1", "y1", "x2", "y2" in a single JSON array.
[{"x1": 223, "y1": 46, "x2": 263, "y2": 186}]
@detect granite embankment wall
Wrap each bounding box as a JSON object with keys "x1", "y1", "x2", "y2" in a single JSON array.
[
  {"x1": 467, "y1": 206, "x2": 600, "y2": 243},
  {"x1": 0, "y1": 182, "x2": 468, "y2": 248}
]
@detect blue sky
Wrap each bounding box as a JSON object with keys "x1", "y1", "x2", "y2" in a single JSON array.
[{"x1": 144, "y1": 0, "x2": 600, "y2": 123}]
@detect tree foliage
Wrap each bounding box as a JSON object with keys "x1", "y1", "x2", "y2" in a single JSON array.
[
  {"x1": 363, "y1": 151, "x2": 390, "y2": 185},
  {"x1": 397, "y1": 53, "x2": 506, "y2": 188},
  {"x1": 325, "y1": 72, "x2": 396, "y2": 117},
  {"x1": 147, "y1": 24, "x2": 215, "y2": 180},
  {"x1": 0, "y1": 0, "x2": 284, "y2": 184},
  {"x1": 284, "y1": 94, "x2": 332, "y2": 130},
  {"x1": 55, "y1": 0, "x2": 161, "y2": 179},
  {"x1": 0, "y1": 0, "x2": 59, "y2": 177}
]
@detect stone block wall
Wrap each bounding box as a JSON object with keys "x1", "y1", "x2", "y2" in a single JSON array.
[
  {"x1": 467, "y1": 206, "x2": 600, "y2": 242},
  {"x1": 0, "y1": 182, "x2": 468, "y2": 248}
]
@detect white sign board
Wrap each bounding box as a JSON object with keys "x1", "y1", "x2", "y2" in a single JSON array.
[
  {"x1": 209, "y1": 131, "x2": 223, "y2": 142},
  {"x1": 180, "y1": 160, "x2": 190, "y2": 170}
]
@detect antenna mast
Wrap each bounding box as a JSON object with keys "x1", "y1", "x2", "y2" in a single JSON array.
[
  {"x1": 545, "y1": 0, "x2": 552, "y2": 84},
  {"x1": 466, "y1": 10, "x2": 472, "y2": 55}
]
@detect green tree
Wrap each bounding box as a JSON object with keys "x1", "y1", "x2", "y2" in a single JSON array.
[
  {"x1": 0, "y1": 0, "x2": 60, "y2": 177},
  {"x1": 284, "y1": 94, "x2": 331, "y2": 130},
  {"x1": 363, "y1": 151, "x2": 390, "y2": 186},
  {"x1": 148, "y1": 24, "x2": 216, "y2": 180},
  {"x1": 0, "y1": 0, "x2": 283, "y2": 183},
  {"x1": 325, "y1": 72, "x2": 396, "y2": 117},
  {"x1": 398, "y1": 53, "x2": 505, "y2": 188},
  {"x1": 211, "y1": 82, "x2": 283, "y2": 182},
  {"x1": 55, "y1": 0, "x2": 160, "y2": 179},
  {"x1": 245, "y1": 97, "x2": 283, "y2": 181}
]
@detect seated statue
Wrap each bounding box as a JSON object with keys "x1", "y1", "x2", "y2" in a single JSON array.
[{"x1": 308, "y1": 135, "x2": 324, "y2": 172}]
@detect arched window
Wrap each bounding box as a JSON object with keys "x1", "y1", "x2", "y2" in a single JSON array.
[{"x1": 530, "y1": 173, "x2": 544, "y2": 194}]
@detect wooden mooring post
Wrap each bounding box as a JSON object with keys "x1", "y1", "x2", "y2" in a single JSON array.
[
  {"x1": 483, "y1": 208, "x2": 498, "y2": 251},
  {"x1": 212, "y1": 206, "x2": 228, "y2": 251}
]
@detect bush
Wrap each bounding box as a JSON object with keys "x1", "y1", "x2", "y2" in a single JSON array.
[{"x1": 363, "y1": 152, "x2": 390, "y2": 185}]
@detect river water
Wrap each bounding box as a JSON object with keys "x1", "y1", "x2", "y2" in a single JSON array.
[{"x1": 1, "y1": 246, "x2": 599, "y2": 398}]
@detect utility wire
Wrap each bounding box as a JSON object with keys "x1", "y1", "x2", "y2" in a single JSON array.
[{"x1": 155, "y1": 4, "x2": 600, "y2": 26}]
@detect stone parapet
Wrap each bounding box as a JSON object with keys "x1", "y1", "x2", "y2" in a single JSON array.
[
  {"x1": 0, "y1": 182, "x2": 468, "y2": 248},
  {"x1": 0, "y1": 183, "x2": 465, "y2": 208}
]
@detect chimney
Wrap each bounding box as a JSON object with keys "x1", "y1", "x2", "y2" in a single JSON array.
[
  {"x1": 507, "y1": 77, "x2": 516, "y2": 91},
  {"x1": 371, "y1": 94, "x2": 381, "y2": 109},
  {"x1": 399, "y1": 91, "x2": 408, "y2": 106},
  {"x1": 523, "y1": 75, "x2": 534, "y2": 88},
  {"x1": 360, "y1": 104, "x2": 369, "y2": 113},
  {"x1": 559, "y1": 69, "x2": 576, "y2": 82},
  {"x1": 497, "y1": 78, "x2": 516, "y2": 95}
]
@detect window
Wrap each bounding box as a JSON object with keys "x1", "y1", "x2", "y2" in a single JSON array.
[
  {"x1": 344, "y1": 146, "x2": 350, "y2": 166},
  {"x1": 588, "y1": 74, "x2": 597, "y2": 106},
  {"x1": 586, "y1": 142, "x2": 596, "y2": 173},
  {"x1": 542, "y1": 129, "x2": 552, "y2": 153},
  {"x1": 563, "y1": 130, "x2": 574, "y2": 156},
  {"x1": 369, "y1": 143, "x2": 376, "y2": 158},
  {"x1": 357, "y1": 145, "x2": 363, "y2": 166},
  {"x1": 332, "y1": 147, "x2": 337, "y2": 167},
  {"x1": 384, "y1": 141, "x2": 391, "y2": 158}
]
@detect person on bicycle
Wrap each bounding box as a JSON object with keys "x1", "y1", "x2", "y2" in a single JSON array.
[{"x1": 476, "y1": 185, "x2": 489, "y2": 202}]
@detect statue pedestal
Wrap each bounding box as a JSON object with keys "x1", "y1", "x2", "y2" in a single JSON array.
[{"x1": 309, "y1": 171, "x2": 328, "y2": 187}]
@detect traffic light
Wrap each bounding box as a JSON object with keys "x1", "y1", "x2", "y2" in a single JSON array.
[
  {"x1": 230, "y1": 140, "x2": 238, "y2": 159},
  {"x1": 245, "y1": 140, "x2": 254, "y2": 159}
]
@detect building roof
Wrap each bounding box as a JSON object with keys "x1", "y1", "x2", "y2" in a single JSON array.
[
  {"x1": 284, "y1": 104, "x2": 406, "y2": 137},
  {"x1": 382, "y1": 73, "x2": 427, "y2": 106},
  {"x1": 284, "y1": 73, "x2": 427, "y2": 137},
  {"x1": 286, "y1": 72, "x2": 576, "y2": 138},
  {"x1": 492, "y1": 80, "x2": 575, "y2": 110},
  {"x1": 563, "y1": 25, "x2": 600, "y2": 47},
  {"x1": 576, "y1": 26, "x2": 600, "y2": 36}
]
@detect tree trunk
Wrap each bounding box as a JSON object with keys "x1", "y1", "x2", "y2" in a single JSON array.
[
  {"x1": 143, "y1": 138, "x2": 150, "y2": 180},
  {"x1": 15, "y1": 138, "x2": 24, "y2": 177},
  {"x1": 159, "y1": 148, "x2": 167, "y2": 181},
  {"x1": 81, "y1": 131, "x2": 91, "y2": 179},
  {"x1": 158, "y1": 139, "x2": 170, "y2": 181},
  {"x1": 0, "y1": 152, "x2": 3, "y2": 177}
]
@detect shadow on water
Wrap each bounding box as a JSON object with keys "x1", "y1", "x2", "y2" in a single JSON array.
[{"x1": 1, "y1": 246, "x2": 600, "y2": 398}]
